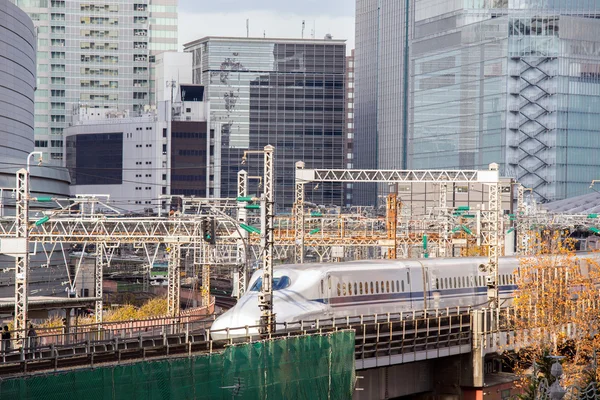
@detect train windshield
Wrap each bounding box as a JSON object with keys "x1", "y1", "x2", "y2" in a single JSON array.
[{"x1": 250, "y1": 276, "x2": 291, "y2": 291}]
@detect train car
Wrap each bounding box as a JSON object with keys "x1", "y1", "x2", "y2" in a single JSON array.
[{"x1": 210, "y1": 255, "x2": 528, "y2": 339}]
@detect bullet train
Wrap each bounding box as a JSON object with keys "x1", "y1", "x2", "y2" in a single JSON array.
[{"x1": 210, "y1": 255, "x2": 595, "y2": 339}]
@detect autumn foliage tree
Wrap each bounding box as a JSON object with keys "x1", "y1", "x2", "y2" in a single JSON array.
[{"x1": 512, "y1": 230, "x2": 600, "y2": 386}]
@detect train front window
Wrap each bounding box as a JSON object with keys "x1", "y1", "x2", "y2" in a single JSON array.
[{"x1": 249, "y1": 276, "x2": 291, "y2": 291}]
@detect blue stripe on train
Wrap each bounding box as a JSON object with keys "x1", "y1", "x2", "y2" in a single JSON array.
[{"x1": 312, "y1": 285, "x2": 517, "y2": 307}]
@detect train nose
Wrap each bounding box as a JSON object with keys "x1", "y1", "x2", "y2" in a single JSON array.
[{"x1": 210, "y1": 309, "x2": 260, "y2": 340}]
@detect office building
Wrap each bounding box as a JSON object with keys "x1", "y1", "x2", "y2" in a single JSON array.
[
  {"x1": 345, "y1": 49, "x2": 355, "y2": 207},
  {"x1": 64, "y1": 85, "x2": 209, "y2": 213},
  {"x1": 14, "y1": 0, "x2": 178, "y2": 164},
  {"x1": 354, "y1": 1, "x2": 410, "y2": 206},
  {"x1": 184, "y1": 36, "x2": 347, "y2": 210},
  {"x1": 355, "y1": 0, "x2": 600, "y2": 203}
]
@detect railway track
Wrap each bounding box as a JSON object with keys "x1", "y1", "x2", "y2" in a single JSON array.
[{"x1": 214, "y1": 295, "x2": 237, "y2": 310}]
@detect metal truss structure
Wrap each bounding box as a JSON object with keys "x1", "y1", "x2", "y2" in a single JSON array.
[
  {"x1": 4, "y1": 147, "x2": 600, "y2": 333},
  {"x1": 14, "y1": 169, "x2": 29, "y2": 340},
  {"x1": 508, "y1": 54, "x2": 556, "y2": 201},
  {"x1": 295, "y1": 163, "x2": 502, "y2": 307}
]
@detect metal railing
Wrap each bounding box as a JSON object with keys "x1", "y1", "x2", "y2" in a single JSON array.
[{"x1": 0, "y1": 306, "x2": 487, "y2": 375}]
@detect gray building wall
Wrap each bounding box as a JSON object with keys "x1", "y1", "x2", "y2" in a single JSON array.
[{"x1": 0, "y1": 0, "x2": 36, "y2": 162}]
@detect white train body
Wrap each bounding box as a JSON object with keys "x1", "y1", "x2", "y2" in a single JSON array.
[{"x1": 211, "y1": 256, "x2": 528, "y2": 339}]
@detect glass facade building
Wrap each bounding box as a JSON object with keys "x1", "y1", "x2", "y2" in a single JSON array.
[
  {"x1": 356, "y1": 0, "x2": 600, "y2": 203},
  {"x1": 184, "y1": 37, "x2": 347, "y2": 210},
  {"x1": 13, "y1": 0, "x2": 177, "y2": 164},
  {"x1": 354, "y1": 0, "x2": 411, "y2": 205}
]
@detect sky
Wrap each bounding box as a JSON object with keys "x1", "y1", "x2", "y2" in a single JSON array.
[{"x1": 178, "y1": 0, "x2": 355, "y2": 51}]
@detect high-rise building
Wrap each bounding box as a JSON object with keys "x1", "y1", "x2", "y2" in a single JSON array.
[
  {"x1": 354, "y1": 1, "x2": 410, "y2": 206},
  {"x1": 355, "y1": 0, "x2": 600, "y2": 203},
  {"x1": 13, "y1": 0, "x2": 178, "y2": 164},
  {"x1": 184, "y1": 36, "x2": 347, "y2": 210},
  {"x1": 344, "y1": 49, "x2": 355, "y2": 207}
]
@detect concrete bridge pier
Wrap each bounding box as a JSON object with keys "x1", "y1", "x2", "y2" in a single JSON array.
[{"x1": 353, "y1": 353, "x2": 484, "y2": 400}]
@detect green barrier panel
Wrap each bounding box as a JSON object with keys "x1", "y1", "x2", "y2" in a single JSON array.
[{"x1": 0, "y1": 331, "x2": 355, "y2": 400}]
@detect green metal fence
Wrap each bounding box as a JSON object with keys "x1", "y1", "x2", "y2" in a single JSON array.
[{"x1": 0, "y1": 331, "x2": 355, "y2": 400}]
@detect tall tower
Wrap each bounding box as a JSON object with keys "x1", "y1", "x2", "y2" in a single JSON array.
[{"x1": 354, "y1": 0, "x2": 411, "y2": 205}]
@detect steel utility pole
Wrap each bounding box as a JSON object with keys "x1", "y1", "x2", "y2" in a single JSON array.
[
  {"x1": 293, "y1": 161, "x2": 305, "y2": 263},
  {"x1": 484, "y1": 163, "x2": 501, "y2": 309},
  {"x1": 14, "y1": 168, "x2": 29, "y2": 340},
  {"x1": 242, "y1": 145, "x2": 276, "y2": 334},
  {"x1": 260, "y1": 145, "x2": 275, "y2": 334},
  {"x1": 167, "y1": 242, "x2": 181, "y2": 317},
  {"x1": 95, "y1": 243, "x2": 105, "y2": 324},
  {"x1": 236, "y1": 170, "x2": 248, "y2": 298}
]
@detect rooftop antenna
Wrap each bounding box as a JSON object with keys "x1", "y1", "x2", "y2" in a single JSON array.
[
  {"x1": 263, "y1": 30, "x2": 266, "y2": 38},
  {"x1": 166, "y1": 79, "x2": 176, "y2": 105},
  {"x1": 246, "y1": 19, "x2": 249, "y2": 38},
  {"x1": 302, "y1": 20, "x2": 305, "y2": 38}
]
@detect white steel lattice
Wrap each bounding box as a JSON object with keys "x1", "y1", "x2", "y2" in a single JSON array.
[{"x1": 14, "y1": 169, "x2": 29, "y2": 340}]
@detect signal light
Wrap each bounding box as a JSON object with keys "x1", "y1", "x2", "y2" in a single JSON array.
[{"x1": 201, "y1": 218, "x2": 216, "y2": 244}]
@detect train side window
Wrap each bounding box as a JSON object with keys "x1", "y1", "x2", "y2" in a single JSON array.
[
  {"x1": 348, "y1": 283, "x2": 352, "y2": 295},
  {"x1": 337, "y1": 283, "x2": 341, "y2": 296},
  {"x1": 391, "y1": 280, "x2": 395, "y2": 292},
  {"x1": 370, "y1": 282, "x2": 374, "y2": 294},
  {"x1": 386, "y1": 281, "x2": 390, "y2": 293},
  {"x1": 320, "y1": 280, "x2": 324, "y2": 294},
  {"x1": 360, "y1": 282, "x2": 363, "y2": 294},
  {"x1": 436, "y1": 278, "x2": 439, "y2": 290},
  {"x1": 462, "y1": 276, "x2": 466, "y2": 287},
  {"x1": 453, "y1": 277, "x2": 457, "y2": 288},
  {"x1": 407, "y1": 272, "x2": 410, "y2": 284},
  {"x1": 396, "y1": 280, "x2": 399, "y2": 291},
  {"x1": 376, "y1": 281, "x2": 380, "y2": 293},
  {"x1": 343, "y1": 283, "x2": 347, "y2": 296},
  {"x1": 401, "y1": 280, "x2": 405, "y2": 292},
  {"x1": 381, "y1": 281, "x2": 384, "y2": 292},
  {"x1": 354, "y1": 283, "x2": 358, "y2": 295}
]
